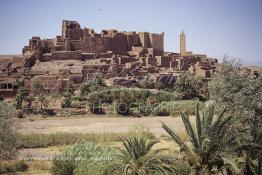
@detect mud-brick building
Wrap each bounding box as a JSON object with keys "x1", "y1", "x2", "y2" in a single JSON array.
[{"x1": 22, "y1": 20, "x2": 165, "y2": 61}]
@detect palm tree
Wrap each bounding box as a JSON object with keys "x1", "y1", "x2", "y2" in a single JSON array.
[
  {"x1": 162, "y1": 103, "x2": 240, "y2": 175},
  {"x1": 104, "y1": 136, "x2": 179, "y2": 175},
  {"x1": 237, "y1": 125, "x2": 262, "y2": 175}
]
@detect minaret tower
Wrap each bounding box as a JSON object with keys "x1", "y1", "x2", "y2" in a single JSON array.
[{"x1": 180, "y1": 31, "x2": 186, "y2": 56}]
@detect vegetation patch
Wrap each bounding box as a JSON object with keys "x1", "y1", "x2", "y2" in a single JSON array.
[
  {"x1": 52, "y1": 142, "x2": 117, "y2": 175},
  {"x1": 19, "y1": 125, "x2": 155, "y2": 148},
  {"x1": 0, "y1": 160, "x2": 28, "y2": 174},
  {"x1": 153, "y1": 100, "x2": 199, "y2": 116}
]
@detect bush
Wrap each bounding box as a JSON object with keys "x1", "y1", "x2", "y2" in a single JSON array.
[
  {"x1": 153, "y1": 100, "x2": 199, "y2": 116},
  {"x1": 175, "y1": 161, "x2": 191, "y2": 175},
  {"x1": 208, "y1": 58, "x2": 262, "y2": 123},
  {"x1": 173, "y1": 72, "x2": 208, "y2": 100},
  {"x1": 0, "y1": 102, "x2": 19, "y2": 159},
  {"x1": 80, "y1": 73, "x2": 104, "y2": 96},
  {"x1": 52, "y1": 142, "x2": 117, "y2": 175},
  {"x1": 16, "y1": 109, "x2": 24, "y2": 118},
  {"x1": 85, "y1": 88, "x2": 178, "y2": 116},
  {"x1": 137, "y1": 103, "x2": 156, "y2": 116},
  {"x1": 52, "y1": 156, "x2": 76, "y2": 175},
  {"x1": 127, "y1": 125, "x2": 155, "y2": 139},
  {"x1": 0, "y1": 95, "x2": 4, "y2": 101},
  {"x1": 152, "y1": 91, "x2": 177, "y2": 102},
  {"x1": 61, "y1": 81, "x2": 75, "y2": 108},
  {"x1": 31, "y1": 76, "x2": 45, "y2": 95},
  {"x1": 61, "y1": 97, "x2": 72, "y2": 108},
  {"x1": 0, "y1": 160, "x2": 28, "y2": 174}
]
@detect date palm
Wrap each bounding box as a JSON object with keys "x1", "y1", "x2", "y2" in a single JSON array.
[
  {"x1": 104, "y1": 136, "x2": 179, "y2": 175},
  {"x1": 162, "y1": 103, "x2": 240, "y2": 175},
  {"x1": 237, "y1": 125, "x2": 262, "y2": 175}
]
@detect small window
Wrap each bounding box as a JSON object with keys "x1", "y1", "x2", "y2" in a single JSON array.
[
  {"x1": 0, "y1": 83, "x2": 7, "y2": 89},
  {"x1": 8, "y1": 83, "x2": 12, "y2": 89}
]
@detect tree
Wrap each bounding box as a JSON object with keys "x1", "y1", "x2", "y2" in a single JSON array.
[
  {"x1": 137, "y1": 76, "x2": 154, "y2": 89},
  {"x1": 174, "y1": 72, "x2": 208, "y2": 100},
  {"x1": 0, "y1": 102, "x2": 19, "y2": 159},
  {"x1": 162, "y1": 103, "x2": 240, "y2": 175},
  {"x1": 14, "y1": 79, "x2": 29, "y2": 109},
  {"x1": 208, "y1": 58, "x2": 262, "y2": 124},
  {"x1": 104, "y1": 136, "x2": 180, "y2": 175},
  {"x1": 61, "y1": 81, "x2": 75, "y2": 108},
  {"x1": 37, "y1": 94, "x2": 49, "y2": 111},
  {"x1": 31, "y1": 77, "x2": 45, "y2": 95},
  {"x1": 115, "y1": 90, "x2": 136, "y2": 115},
  {"x1": 24, "y1": 96, "x2": 34, "y2": 109},
  {"x1": 80, "y1": 72, "x2": 104, "y2": 96},
  {"x1": 0, "y1": 95, "x2": 4, "y2": 101}
]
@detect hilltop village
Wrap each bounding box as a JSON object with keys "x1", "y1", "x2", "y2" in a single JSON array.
[{"x1": 0, "y1": 20, "x2": 258, "y2": 96}]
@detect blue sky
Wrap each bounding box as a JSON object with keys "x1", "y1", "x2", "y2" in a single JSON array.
[{"x1": 0, "y1": 0, "x2": 261, "y2": 65}]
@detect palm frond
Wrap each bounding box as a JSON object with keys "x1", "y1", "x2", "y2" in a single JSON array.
[
  {"x1": 161, "y1": 121, "x2": 188, "y2": 151},
  {"x1": 222, "y1": 156, "x2": 241, "y2": 174},
  {"x1": 181, "y1": 112, "x2": 199, "y2": 149},
  {"x1": 195, "y1": 103, "x2": 203, "y2": 147}
]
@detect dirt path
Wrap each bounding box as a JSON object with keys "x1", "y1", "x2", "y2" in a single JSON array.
[{"x1": 20, "y1": 116, "x2": 194, "y2": 136}]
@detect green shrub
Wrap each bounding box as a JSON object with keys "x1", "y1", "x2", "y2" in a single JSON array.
[
  {"x1": 152, "y1": 91, "x2": 177, "y2": 102},
  {"x1": 52, "y1": 142, "x2": 116, "y2": 175},
  {"x1": 0, "y1": 102, "x2": 19, "y2": 159},
  {"x1": 52, "y1": 156, "x2": 76, "y2": 175},
  {"x1": 80, "y1": 73, "x2": 104, "y2": 96},
  {"x1": 85, "y1": 88, "x2": 178, "y2": 116},
  {"x1": 0, "y1": 95, "x2": 4, "y2": 101},
  {"x1": 137, "y1": 103, "x2": 156, "y2": 116},
  {"x1": 61, "y1": 97, "x2": 72, "y2": 108},
  {"x1": 127, "y1": 125, "x2": 155, "y2": 140},
  {"x1": 0, "y1": 160, "x2": 28, "y2": 174},
  {"x1": 153, "y1": 100, "x2": 199, "y2": 116}
]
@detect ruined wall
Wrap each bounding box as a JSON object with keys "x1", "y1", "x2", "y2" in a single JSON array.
[
  {"x1": 111, "y1": 33, "x2": 128, "y2": 55},
  {"x1": 32, "y1": 75, "x2": 65, "y2": 92},
  {"x1": 82, "y1": 64, "x2": 111, "y2": 78},
  {"x1": 62, "y1": 20, "x2": 83, "y2": 40},
  {"x1": 22, "y1": 20, "x2": 165, "y2": 60}
]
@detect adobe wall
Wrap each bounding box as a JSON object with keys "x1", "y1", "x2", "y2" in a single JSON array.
[
  {"x1": 31, "y1": 75, "x2": 66, "y2": 92},
  {"x1": 138, "y1": 32, "x2": 151, "y2": 48},
  {"x1": 125, "y1": 32, "x2": 140, "y2": 50},
  {"x1": 51, "y1": 51, "x2": 81, "y2": 60},
  {"x1": 23, "y1": 20, "x2": 165, "y2": 60},
  {"x1": 156, "y1": 56, "x2": 173, "y2": 68},
  {"x1": 149, "y1": 33, "x2": 164, "y2": 51},
  {"x1": 62, "y1": 20, "x2": 83, "y2": 40},
  {"x1": 81, "y1": 36, "x2": 111, "y2": 53},
  {"x1": 111, "y1": 33, "x2": 128, "y2": 55}
]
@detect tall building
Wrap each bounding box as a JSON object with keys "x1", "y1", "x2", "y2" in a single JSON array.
[{"x1": 180, "y1": 31, "x2": 186, "y2": 55}]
